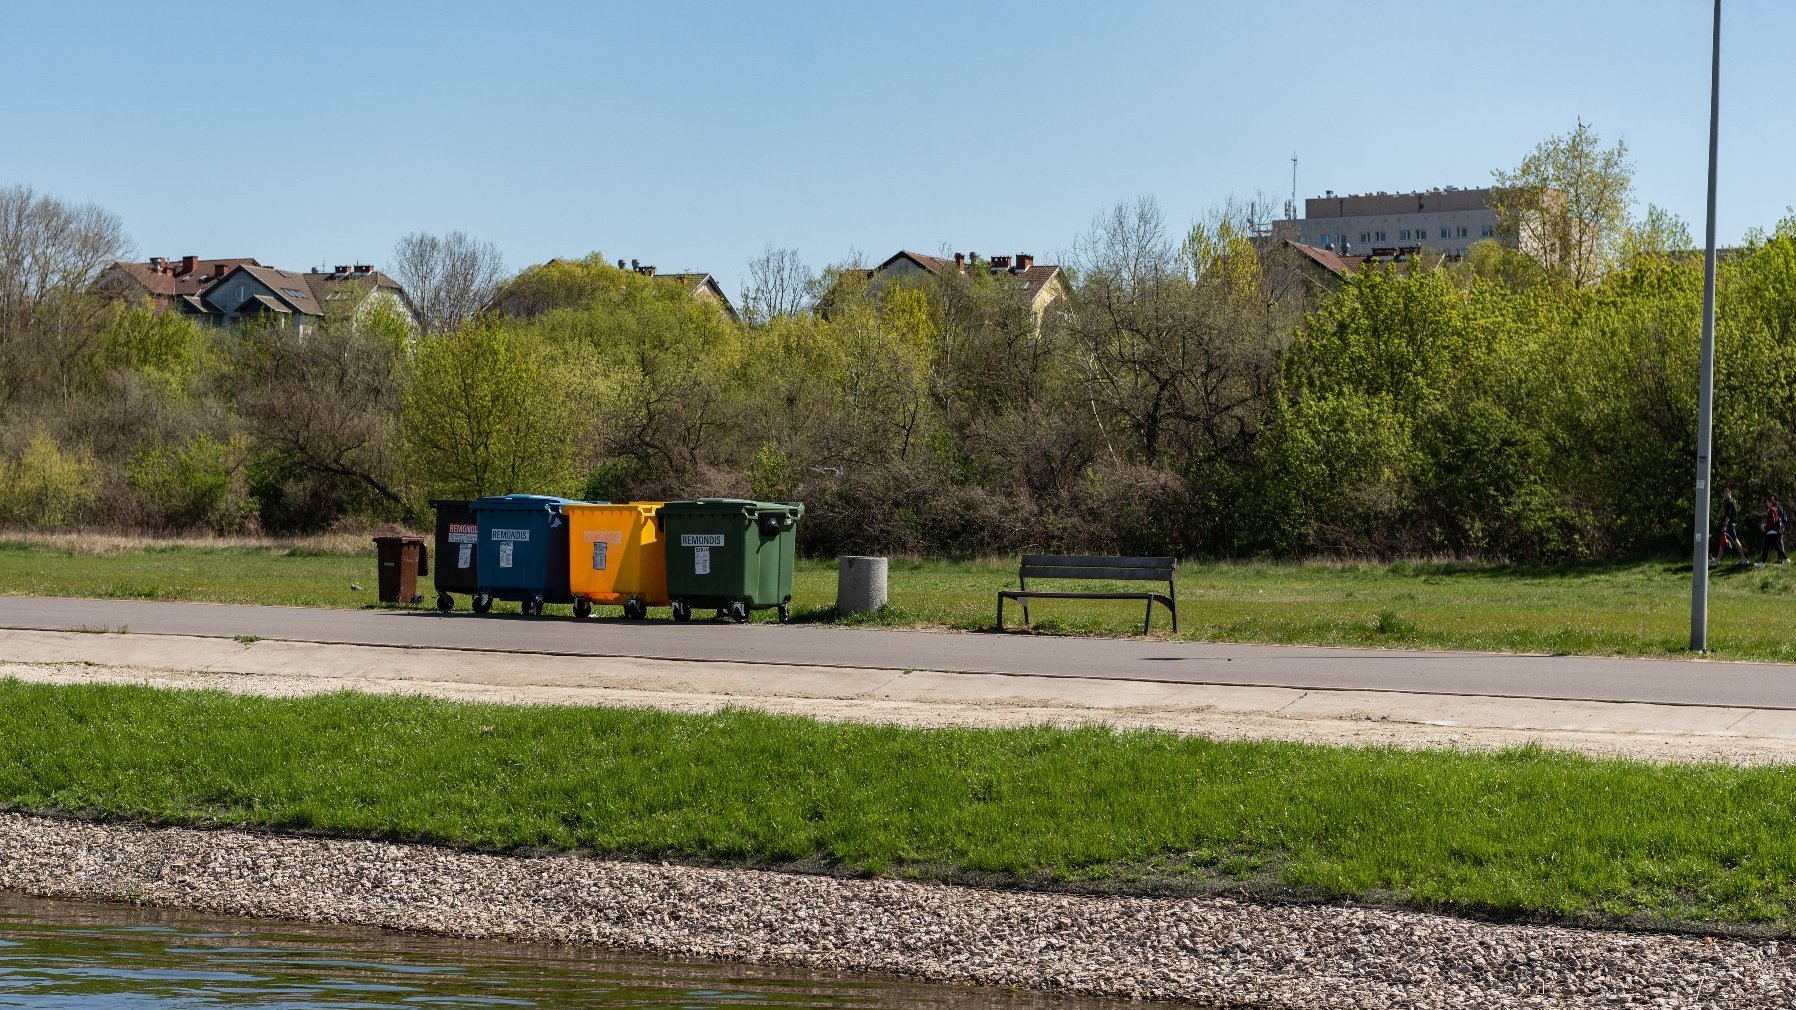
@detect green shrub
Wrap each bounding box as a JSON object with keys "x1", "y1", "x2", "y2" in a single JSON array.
[{"x1": 0, "y1": 431, "x2": 101, "y2": 529}]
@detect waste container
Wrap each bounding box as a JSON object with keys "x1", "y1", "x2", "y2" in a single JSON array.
[
  {"x1": 470, "y1": 494, "x2": 576, "y2": 616},
  {"x1": 563, "y1": 501, "x2": 668, "y2": 619},
  {"x1": 429, "y1": 499, "x2": 480, "y2": 611},
  {"x1": 372, "y1": 535, "x2": 428, "y2": 605},
  {"x1": 658, "y1": 499, "x2": 803, "y2": 623}
]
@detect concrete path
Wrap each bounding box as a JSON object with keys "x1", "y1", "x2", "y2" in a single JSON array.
[
  {"x1": 3, "y1": 595, "x2": 1796, "y2": 709},
  {"x1": 6, "y1": 628, "x2": 1796, "y2": 765}
]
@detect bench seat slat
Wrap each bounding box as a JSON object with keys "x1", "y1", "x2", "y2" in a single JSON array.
[
  {"x1": 1021, "y1": 554, "x2": 1174, "y2": 570},
  {"x1": 1000, "y1": 590, "x2": 1174, "y2": 603},
  {"x1": 1021, "y1": 565, "x2": 1173, "y2": 582}
]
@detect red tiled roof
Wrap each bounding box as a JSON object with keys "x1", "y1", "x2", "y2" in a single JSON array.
[
  {"x1": 108, "y1": 257, "x2": 261, "y2": 299},
  {"x1": 871, "y1": 250, "x2": 1064, "y2": 292}
]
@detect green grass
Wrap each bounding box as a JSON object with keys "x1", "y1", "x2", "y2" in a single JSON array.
[
  {"x1": 3, "y1": 679, "x2": 1795, "y2": 933},
  {"x1": 5, "y1": 537, "x2": 1796, "y2": 661}
]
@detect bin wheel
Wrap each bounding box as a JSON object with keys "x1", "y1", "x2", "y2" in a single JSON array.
[
  {"x1": 436, "y1": 593, "x2": 454, "y2": 612},
  {"x1": 777, "y1": 602, "x2": 790, "y2": 623},
  {"x1": 472, "y1": 594, "x2": 493, "y2": 614},
  {"x1": 528, "y1": 595, "x2": 546, "y2": 617},
  {"x1": 728, "y1": 601, "x2": 750, "y2": 624},
  {"x1": 410, "y1": 593, "x2": 424, "y2": 605},
  {"x1": 671, "y1": 600, "x2": 691, "y2": 622},
  {"x1": 573, "y1": 599, "x2": 592, "y2": 619},
  {"x1": 624, "y1": 598, "x2": 647, "y2": 620}
]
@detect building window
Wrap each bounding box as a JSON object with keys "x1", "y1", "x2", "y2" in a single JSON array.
[
  {"x1": 1440, "y1": 228, "x2": 1450, "y2": 239},
  {"x1": 1398, "y1": 230, "x2": 1409, "y2": 241},
  {"x1": 1457, "y1": 227, "x2": 1468, "y2": 238},
  {"x1": 1375, "y1": 231, "x2": 1386, "y2": 242},
  {"x1": 1320, "y1": 234, "x2": 1331, "y2": 246},
  {"x1": 1480, "y1": 225, "x2": 1491, "y2": 237},
  {"x1": 1359, "y1": 232, "x2": 1370, "y2": 244}
]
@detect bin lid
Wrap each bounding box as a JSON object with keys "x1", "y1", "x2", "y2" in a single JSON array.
[
  {"x1": 660, "y1": 499, "x2": 804, "y2": 517},
  {"x1": 471, "y1": 494, "x2": 577, "y2": 512},
  {"x1": 563, "y1": 500, "x2": 659, "y2": 514}
]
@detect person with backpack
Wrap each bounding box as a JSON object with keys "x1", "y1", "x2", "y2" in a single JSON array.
[
  {"x1": 1759, "y1": 496, "x2": 1789, "y2": 567},
  {"x1": 1714, "y1": 487, "x2": 1748, "y2": 566}
]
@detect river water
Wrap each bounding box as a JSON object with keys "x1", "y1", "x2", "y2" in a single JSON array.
[{"x1": 0, "y1": 892, "x2": 1123, "y2": 1009}]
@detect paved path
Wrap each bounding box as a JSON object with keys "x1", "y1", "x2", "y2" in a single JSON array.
[{"x1": 4, "y1": 596, "x2": 1795, "y2": 709}]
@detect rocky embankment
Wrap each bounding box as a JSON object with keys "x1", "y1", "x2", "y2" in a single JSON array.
[{"x1": 0, "y1": 812, "x2": 1789, "y2": 1008}]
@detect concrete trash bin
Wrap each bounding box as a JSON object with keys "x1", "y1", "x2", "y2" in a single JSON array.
[
  {"x1": 372, "y1": 535, "x2": 428, "y2": 604},
  {"x1": 836, "y1": 556, "x2": 888, "y2": 616}
]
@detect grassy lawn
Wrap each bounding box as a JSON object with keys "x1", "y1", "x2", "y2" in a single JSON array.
[
  {"x1": 3, "y1": 679, "x2": 1794, "y2": 933},
  {"x1": 4, "y1": 534, "x2": 1796, "y2": 661}
]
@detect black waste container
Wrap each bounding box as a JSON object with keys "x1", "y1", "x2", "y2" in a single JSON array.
[{"x1": 430, "y1": 498, "x2": 480, "y2": 611}]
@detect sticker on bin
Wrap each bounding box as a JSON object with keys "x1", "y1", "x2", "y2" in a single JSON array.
[
  {"x1": 591, "y1": 540, "x2": 608, "y2": 571},
  {"x1": 457, "y1": 543, "x2": 472, "y2": 568},
  {"x1": 582, "y1": 530, "x2": 624, "y2": 544},
  {"x1": 680, "y1": 534, "x2": 725, "y2": 547},
  {"x1": 694, "y1": 546, "x2": 711, "y2": 575},
  {"x1": 447, "y1": 523, "x2": 478, "y2": 544},
  {"x1": 491, "y1": 528, "x2": 530, "y2": 541},
  {"x1": 498, "y1": 541, "x2": 514, "y2": 568}
]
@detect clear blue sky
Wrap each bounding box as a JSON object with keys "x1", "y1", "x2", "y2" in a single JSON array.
[{"x1": 4, "y1": 1, "x2": 1787, "y2": 295}]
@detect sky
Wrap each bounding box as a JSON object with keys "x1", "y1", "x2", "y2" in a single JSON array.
[{"x1": 3, "y1": 1, "x2": 1788, "y2": 297}]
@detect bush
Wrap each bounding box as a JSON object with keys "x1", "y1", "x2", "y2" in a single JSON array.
[
  {"x1": 0, "y1": 431, "x2": 101, "y2": 529},
  {"x1": 127, "y1": 434, "x2": 257, "y2": 533}
]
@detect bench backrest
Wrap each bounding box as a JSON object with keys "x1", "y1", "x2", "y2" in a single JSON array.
[{"x1": 1019, "y1": 554, "x2": 1175, "y2": 582}]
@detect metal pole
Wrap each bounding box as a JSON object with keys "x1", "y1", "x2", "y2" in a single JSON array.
[{"x1": 1691, "y1": 0, "x2": 1722, "y2": 651}]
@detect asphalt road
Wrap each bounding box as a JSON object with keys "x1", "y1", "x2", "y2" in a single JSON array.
[{"x1": 2, "y1": 595, "x2": 1794, "y2": 709}]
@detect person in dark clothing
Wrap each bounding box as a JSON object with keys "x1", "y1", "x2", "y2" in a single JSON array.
[
  {"x1": 1714, "y1": 487, "x2": 1748, "y2": 566},
  {"x1": 1759, "y1": 496, "x2": 1789, "y2": 566}
]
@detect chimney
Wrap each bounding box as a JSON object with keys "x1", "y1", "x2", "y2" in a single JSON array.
[
  {"x1": 1015, "y1": 253, "x2": 1033, "y2": 271},
  {"x1": 335, "y1": 265, "x2": 350, "y2": 275},
  {"x1": 990, "y1": 255, "x2": 1011, "y2": 271},
  {"x1": 148, "y1": 257, "x2": 165, "y2": 271},
  {"x1": 354, "y1": 264, "x2": 372, "y2": 274},
  {"x1": 953, "y1": 252, "x2": 965, "y2": 271},
  {"x1": 180, "y1": 255, "x2": 198, "y2": 275}
]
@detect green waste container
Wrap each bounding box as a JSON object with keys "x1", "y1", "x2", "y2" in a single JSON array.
[{"x1": 659, "y1": 499, "x2": 803, "y2": 623}]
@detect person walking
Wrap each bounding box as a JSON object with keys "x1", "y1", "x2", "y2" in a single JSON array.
[
  {"x1": 1715, "y1": 487, "x2": 1749, "y2": 566},
  {"x1": 1759, "y1": 496, "x2": 1789, "y2": 567}
]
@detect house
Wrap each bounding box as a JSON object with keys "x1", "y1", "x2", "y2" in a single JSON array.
[
  {"x1": 864, "y1": 249, "x2": 1070, "y2": 321},
  {"x1": 612, "y1": 260, "x2": 740, "y2": 322},
  {"x1": 613, "y1": 259, "x2": 740, "y2": 322},
  {"x1": 202, "y1": 263, "x2": 416, "y2": 332},
  {"x1": 93, "y1": 255, "x2": 263, "y2": 315},
  {"x1": 96, "y1": 256, "x2": 417, "y2": 334}
]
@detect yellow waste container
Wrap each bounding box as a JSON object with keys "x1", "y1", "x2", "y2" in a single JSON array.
[{"x1": 563, "y1": 501, "x2": 667, "y2": 619}]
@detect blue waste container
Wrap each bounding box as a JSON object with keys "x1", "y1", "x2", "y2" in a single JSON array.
[{"x1": 470, "y1": 495, "x2": 578, "y2": 616}]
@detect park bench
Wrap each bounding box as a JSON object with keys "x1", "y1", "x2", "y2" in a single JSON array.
[{"x1": 996, "y1": 554, "x2": 1178, "y2": 635}]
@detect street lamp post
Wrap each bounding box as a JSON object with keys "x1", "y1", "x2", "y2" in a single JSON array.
[{"x1": 1690, "y1": 0, "x2": 1722, "y2": 652}]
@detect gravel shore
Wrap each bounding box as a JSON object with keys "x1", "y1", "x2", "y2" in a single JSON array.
[{"x1": 0, "y1": 812, "x2": 1790, "y2": 1008}]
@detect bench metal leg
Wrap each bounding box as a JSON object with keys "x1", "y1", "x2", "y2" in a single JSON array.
[
  {"x1": 996, "y1": 594, "x2": 1005, "y2": 631},
  {"x1": 1142, "y1": 596, "x2": 1153, "y2": 635}
]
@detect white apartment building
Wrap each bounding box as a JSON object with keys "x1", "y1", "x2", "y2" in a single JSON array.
[{"x1": 1293, "y1": 187, "x2": 1498, "y2": 257}]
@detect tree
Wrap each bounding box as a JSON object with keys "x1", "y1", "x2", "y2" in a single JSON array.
[
  {"x1": 1066, "y1": 197, "x2": 1291, "y2": 468},
  {"x1": 1490, "y1": 121, "x2": 1634, "y2": 288},
  {"x1": 0, "y1": 184, "x2": 132, "y2": 405},
  {"x1": 388, "y1": 230, "x2": 507, "y2": 334},
  {"x1": 400, "y1": 320, "x2": 581, "y2": 501},
  {"x1": 740, "y1": 245, "x2": 815, "y2": 325},
  {"x1": 233, "y1": 299, "x2": 414, "y2": 525}
]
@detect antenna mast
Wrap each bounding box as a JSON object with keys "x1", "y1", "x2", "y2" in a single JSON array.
[{"x1": 1290, "y1": 152, "x2": 1298, "y2": 225}]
